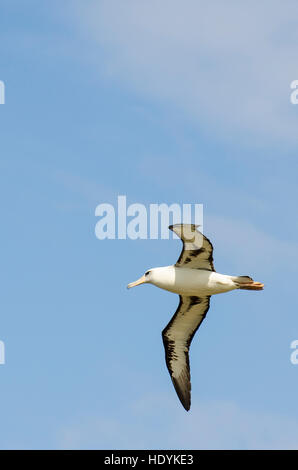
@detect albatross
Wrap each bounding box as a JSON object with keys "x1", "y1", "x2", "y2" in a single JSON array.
[{"x1": 127, "y1": 224, "x2": 264, "y2": 411}]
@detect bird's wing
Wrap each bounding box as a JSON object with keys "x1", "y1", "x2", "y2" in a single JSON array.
[
  {"x1": 162, "y1": 295, "x2": 211, "y2": 411},
  {"x1": 169, "y1": 224, "x2": 215, "y2": 271}
]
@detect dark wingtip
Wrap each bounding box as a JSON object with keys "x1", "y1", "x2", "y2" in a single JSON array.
[
  {"x1": 181, "y1": 399, "x2": 191, "y2": 411},
  {"x1": 171, "y1": 377, "x2": 191, "y2": 412}
]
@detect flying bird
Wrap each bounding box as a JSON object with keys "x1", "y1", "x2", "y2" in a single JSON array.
[{"x1": 127, "y1": 224, "x2": 264, "y2": 411}]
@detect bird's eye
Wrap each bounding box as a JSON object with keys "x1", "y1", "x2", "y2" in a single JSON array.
[{"x1": 145, "y1": 271, "x2": 150, "y2": 276}]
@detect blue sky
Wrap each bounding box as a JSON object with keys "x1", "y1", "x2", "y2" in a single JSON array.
[{"x1": 1, "y1": 0, "x2": 298, "y2": 449}]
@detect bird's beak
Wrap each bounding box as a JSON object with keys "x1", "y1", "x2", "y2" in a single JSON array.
[{"x1": 127, "y1": 275, "x2": 147, "y2": 289}]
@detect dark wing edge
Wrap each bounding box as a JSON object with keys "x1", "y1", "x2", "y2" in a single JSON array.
[
  {"x1": 162, "y1": 295, "x2": 211, "y2": 411},
  {"x1": 168, "y1": 224, "x2": 215, "y2": 271}
]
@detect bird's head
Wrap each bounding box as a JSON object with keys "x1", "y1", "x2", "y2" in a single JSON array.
[{"x1": 127, "y1": 269, "x2": 153, "y2": 289}]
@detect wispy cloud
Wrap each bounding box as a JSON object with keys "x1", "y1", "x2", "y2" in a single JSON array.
[
  {"x1": 206, "y1": 215, "x2": 298, "y2": 275},
  {"x1": 58, "y1": 396, "x2": 298, "y2": 449},
  {"x1": 72, "y1": 0, "x2": 298, "y2": 147}
]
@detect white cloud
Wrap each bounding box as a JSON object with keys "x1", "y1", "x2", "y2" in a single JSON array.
[
  {"x1": 58, "y1": 396, "x2": 298, "y2": 449},
  {"x1": 72, "y1": 0, "x2": 298, "y2": 146},
  {"x1": 206, "y1": 214, "x2": 298, "y2": 275},
  {"x1": 134, "y1": 156, "x2": 298, "y2": 275},
  {"x1": 174, "y1": 399, "x2": 298, "y2": 450}
]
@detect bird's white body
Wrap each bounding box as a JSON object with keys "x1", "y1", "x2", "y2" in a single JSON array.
[{"x1": 149, "y1": 266, "x2": 237, "y2": 296}]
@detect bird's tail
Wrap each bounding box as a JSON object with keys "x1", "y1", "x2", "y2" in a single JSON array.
[{"x1": 232, "y1": 275, "x2": 264, "y2": 290}]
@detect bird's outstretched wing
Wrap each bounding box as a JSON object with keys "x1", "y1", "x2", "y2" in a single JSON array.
[
  {"x1": 169, "y1": 224, "x2": 215, "y2": 271},
  {"x1": 162, "y1": 295, "x2": 211, "y2": 411}
]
